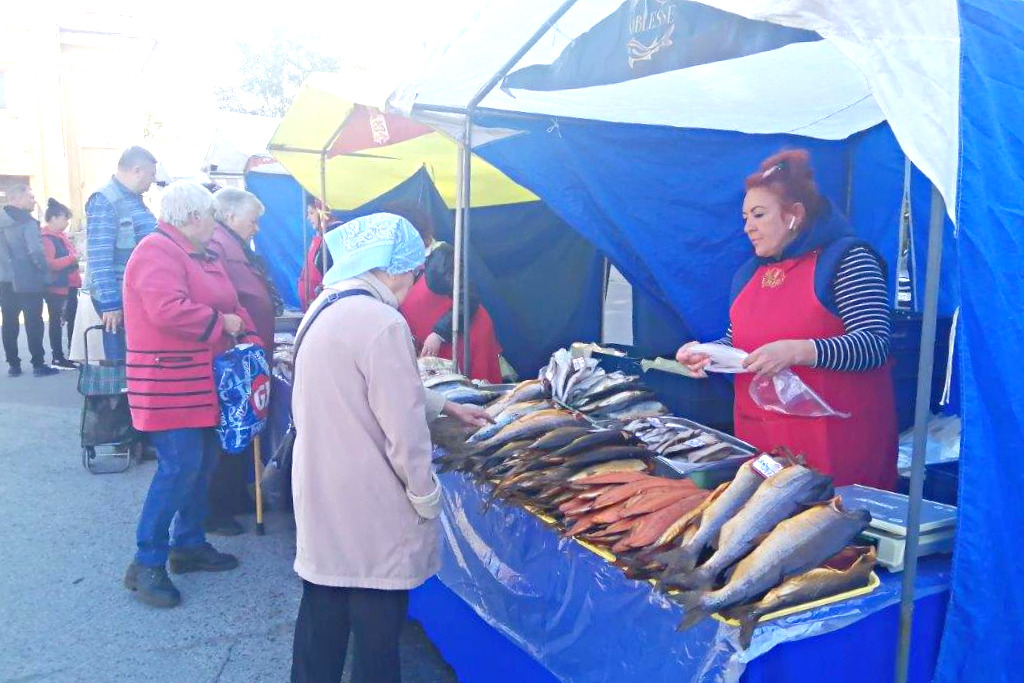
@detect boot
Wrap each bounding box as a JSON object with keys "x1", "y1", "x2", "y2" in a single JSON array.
[
  {"x1": 124, "y1": 562, "x2": 181, "y2": 608},
  {"x1": 169, "y1": 542, "x2": 239, "y2": 574}
]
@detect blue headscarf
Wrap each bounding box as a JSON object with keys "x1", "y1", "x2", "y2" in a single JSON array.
[{"x1": 322, "y1": 213, "x2": 426, "y2": 287}]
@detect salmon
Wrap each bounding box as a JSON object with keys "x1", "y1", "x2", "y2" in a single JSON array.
[
  {"x1": 613, "y1": 496, "x2": 710, "y2": 553},
  {"x1": 570, "y1": 471, "x2": 652, "y2": 487},
  {"x1": 664, "y1": 465, "x2": 833, "y2": 591},
  {"x1": 568, "y1": 459, "x2": 650, "y2": 482},
  {"x1": 676, "y1": 497, "x2": 871, "y2": 630},
  {"x1": 731, "y1": 546, "x2": 877, "y2": 649}
]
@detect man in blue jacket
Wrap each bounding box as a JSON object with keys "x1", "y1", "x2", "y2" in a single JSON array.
[
  {"x1": 0, "y1": 184, "x2": 58, "y2": 377},
  {"x1": 84, "y1": 146, "x2": 158, "y2": 359}
]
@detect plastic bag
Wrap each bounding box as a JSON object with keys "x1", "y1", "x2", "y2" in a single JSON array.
[
  {"x1": 749, "y1": 369, "x2": 850, "y2": 418},
  {"x1": 214, "y1": 343, "x2": 271, "y2": 454}
]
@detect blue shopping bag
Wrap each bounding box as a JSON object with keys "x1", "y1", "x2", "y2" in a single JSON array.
[{"x1": 214, "y1": 343, "x2": 271, "y2": 454}]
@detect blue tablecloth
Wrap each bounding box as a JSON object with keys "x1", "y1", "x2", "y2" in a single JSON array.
[{"x1": 410, "y1": 471, "x2": 950, "y2": 683}]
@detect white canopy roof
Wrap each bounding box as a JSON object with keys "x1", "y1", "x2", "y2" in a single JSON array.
[{"x1": 391, "y1": 0, "x2": 959, "y2": 218}]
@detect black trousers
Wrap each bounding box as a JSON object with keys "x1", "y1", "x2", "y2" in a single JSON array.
[
  {"x1": 291, "y1": 580, "x2": 408, "y2": 683},
  {"x1": 208, "y1": 448, "x2": 252, "y2": 519},
  {"x1": 44, "y1": 293, "x2": 69, "y2": 362},
  {"x1": 63, "y1": 288, "x2": 78, "y2": 351},
  {"x1": 0, "y1": 282, "x2": 45, "y2": 367}
]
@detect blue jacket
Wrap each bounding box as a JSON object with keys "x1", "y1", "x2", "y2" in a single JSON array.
[{"x1": 84, "y1": 177, "x2": 157, "y2": 312}]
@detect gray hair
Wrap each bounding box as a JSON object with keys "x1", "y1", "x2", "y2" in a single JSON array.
[
  {"x1": 7, "y1": 184, "x2": 32, "y2": 202},
  {"x1": 159, "y1": 181, "x2": 215, "y2": 228},
  {"x1": 118, "y1": 146, "x2": 157, "y2": 171},
  {"x1": 212, "y1": 188, "x2": 265, "y2": 224}
]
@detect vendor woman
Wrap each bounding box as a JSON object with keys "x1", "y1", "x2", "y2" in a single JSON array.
[{"x1": 676, "y1": 149, "x2": 896, "y2": 490}]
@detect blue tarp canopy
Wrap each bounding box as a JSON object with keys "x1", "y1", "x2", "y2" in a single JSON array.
[{"x1": 392, "y1": 1, "x2": 1024, "y2": 680}]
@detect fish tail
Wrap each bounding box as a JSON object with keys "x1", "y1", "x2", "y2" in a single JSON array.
[
  {"x1": 675, "y1": 591, "x2": 709, "y2": 631},
  {"x1": 665, "y1": 545, "x2": 700, "y2": 576},
  {"x1": 737, "y1": 609, "x2": 762, "y2": 650}
]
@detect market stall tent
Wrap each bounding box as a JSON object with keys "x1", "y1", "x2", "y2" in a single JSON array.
[
  {"x1": 263, "y1": 73, "x2": 604, "y2": 374},
  {"x1": 388, "y1": 1, "x2": 1023, "y2": 681}
]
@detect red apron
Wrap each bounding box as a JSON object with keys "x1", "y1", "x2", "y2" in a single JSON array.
[
  {"x1": 400, "y1": 276, "x2": 503, "y2": 384},
  {"x1": 731, "y1": 250, "x2": 897, "y2": 489},
  {"x1": 297, "y1": 234, "x2": 324, "y2": 312}
]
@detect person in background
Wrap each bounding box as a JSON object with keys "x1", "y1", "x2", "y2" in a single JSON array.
[
  {"x1": 297, "y1": 197, "x2": 341, "y2": 311},
  {"x1": 0, "y1": 184, "x2": 59, "y2": 377},
  {"x1": 121, "y1": 181, "x2": 261, "y2": 608},
  {"x1": 205, "y1": 188, "x2": 283, "y2": 536},
  {"x1": 289, "y1": 213, "x2": 490, "y2": 683},
  {"x1": 84, "y1": 146, "x2": 158, "y2": 360},
  {"x1": 676, "y1": 149, "x2": 896, "y2": 489},
  {"x1": 400, "y1": 242, "x2": 503, "y2": 383},
  {"x1": 41, "y1": 199, "x2": 81, "y2": 369}
]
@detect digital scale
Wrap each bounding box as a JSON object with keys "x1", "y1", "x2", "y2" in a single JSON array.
[{"x1": 836, "y1": 485, "x2": 957, "y2": 572}]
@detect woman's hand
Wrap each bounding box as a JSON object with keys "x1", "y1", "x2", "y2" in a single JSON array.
[
  {"x1": 222, "y1": 313, "x2": 244, "y2": 337},
  {"x1": 675, "y1": 341, "x2": 710, "y2": 378},
  {"x1": 420, "y1": 332, "x2": 444, "y2": 358},
  {"x1": 743, "y1": 340, "x2": 816, "y2": 377},
  {"x1": 442, "y1": 402, "x2": 494, "y2": 428}
]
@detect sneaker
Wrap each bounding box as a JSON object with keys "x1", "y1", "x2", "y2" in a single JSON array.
[
  {"x1": 32, "y1": 365, "x2": 60, "y2": 377},
  {"x1": 7, "y1": 365, "x2": 21, "y2": 377},
  {"x1": 204, "y1": 515, "x2": 244, "y2": 537},
  {"x1": 52, "y1": 358, "x2": 78, "y2": 370},
  {"x1": 124, "y1": 562, "x2": 181, "y2": 608},
  {"x1": 169, "y1": 542, "x2": 239, "y2": 574}
]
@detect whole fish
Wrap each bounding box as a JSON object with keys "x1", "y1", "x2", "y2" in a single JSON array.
[
  {"x1": 562, "y1": 358, "x2": 599, "y2": 403},
  {"x1": 475, "y1": 410, "x2": 585, "y2": 451},
  {"x1": 567, "y1": 371, "x2": 613, "y2": 404},
  {"x1": 544, "y1": 444, "x2": 648, "y2": 468},
  {"x1": 686, "y1": 442, "x2": 734, "y2": 463},
  {"x1": 731, "y1": 546, "x2": 877, "y2": 649},
  {"x1": 470, "y1": 400, "x2": 552, "y2": 443},
  {"x1": 529, "y1": 426, "x2": 594, "y2": 453},
  {"x1": 596, "y1": 401, "x2": 669, "y2": 421},
  {"x1": 579, "y1": 390, "x2": 655, "y2": 414},
  {"x1": 486, "y1": 379, "x2": 546, "y2": 417},
  {"x1": 676, "y1": 497, "x2": 871, "y2": 630},
  {"x1": 574, "y1": 378, "x2": 645, "y2": 406},
  {"x1": 442, "y1": 386, "x2": 501, "y2": 405},
  {"x1": 660, "y1": 460, "x2": 766, "y2": 576},
  {"x1": 546, "y1": 430, "x2": 631, "y2": 460},
  {"x1": 570, "y1": 471, "x2": 652, "y2": 487},
  {"x1": 614, "y1": 495, "x2": 711, "y2": 553},
  {"x1": 568, "y1": 459, "x2": 650, "y2": 481},
  {"x1": 663, "y1": 465, "x2": 834, "y2": 590}
]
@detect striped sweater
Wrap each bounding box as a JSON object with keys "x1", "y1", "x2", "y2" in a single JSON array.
[{"x1": 718, "y1": 246, "x2": 890, "y2": 372}]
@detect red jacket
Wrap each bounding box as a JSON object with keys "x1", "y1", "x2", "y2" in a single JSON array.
[
  {"x1": 123, "y1": 223, "x2": 260, "y2": 432},
  {"x1": 298, "y1": 233, "x2": 325, "y2": 311},
  {"x1": 400, "y1": 276, "x2": 503, "y2": 384},
  {"x1": 40, "y1": 227, "x2": 82, "y2": 295},
  {"x1": 208, "y1": 224, "x2": 276, "y2": 351}
]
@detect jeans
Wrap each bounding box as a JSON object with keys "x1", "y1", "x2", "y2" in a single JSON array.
[
  {"x1": 44, "y1": 293, "x2": 69, "y2": 362},
  {"x1": 1, "y1": 282, "x2": 45, "y2": 367},
  {"x1": 291, "y1": 581, "x2": 408, "y2": 683},
  {"x1": 64, "y1": 288, "x2": 78, "y2": 350},
  {"x1": 135, "y1": 428, "x2": 220, "y2": 567}
]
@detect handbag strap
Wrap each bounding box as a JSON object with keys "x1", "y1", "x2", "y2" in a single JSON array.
[{"x1": 293, "y1": 289, "x2": 371, "y2": 365}]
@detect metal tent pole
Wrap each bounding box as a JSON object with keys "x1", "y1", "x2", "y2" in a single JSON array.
[
  {"x1": 452, "y1": 135, "x2": 467, "y2": 374},
  {"x1": 318, "y1": 151, "x2": 329, "y2": 285},
  {"x1": 444, "y1": 0, "x2": 580, "y2": 376},
  {"x1": 894, "y1": 184, "x2": 946, "y2": 683},
  {"x1": 301, "y1": 189, "x2": 310, "y2": 305}
]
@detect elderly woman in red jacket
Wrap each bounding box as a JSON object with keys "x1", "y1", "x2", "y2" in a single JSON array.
[
  {"x1": 203, "y1": 188, "x2": 283, "y2": 536},
  {"x1": 121, "y1": 181, "x2": 261, "y2": 609}
]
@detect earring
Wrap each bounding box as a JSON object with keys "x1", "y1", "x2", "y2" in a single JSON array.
[{"x1": 788, "y1": 217, "x2": 797, "y2": 232}]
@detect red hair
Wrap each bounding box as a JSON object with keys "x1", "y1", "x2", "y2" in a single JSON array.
[{"x1": 744, "y1": 149, "x2": 822, "y2": 219}]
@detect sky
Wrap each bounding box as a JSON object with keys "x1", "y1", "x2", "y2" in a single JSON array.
[{"x1": 43, "y1": 0, "x2": 480, "y2": 176}]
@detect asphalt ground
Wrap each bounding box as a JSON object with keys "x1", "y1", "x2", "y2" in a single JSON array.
[{"x1": 0, "y1": 330, "x2": 458, "y2": 683}]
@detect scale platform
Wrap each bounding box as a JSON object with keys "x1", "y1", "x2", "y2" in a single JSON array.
[{"x1": 836, "y1": 485, "x2": 957, "y2": 572}]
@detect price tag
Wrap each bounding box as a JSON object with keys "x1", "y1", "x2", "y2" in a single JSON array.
[
  {"x1": 572, "y1": 357, "x2": 586, "y2": 371},
  {"x1": 751, "y1": 453, "x2": 784, "y2": 479}
]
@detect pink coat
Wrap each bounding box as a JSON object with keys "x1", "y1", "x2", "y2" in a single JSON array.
[
  {"x1": 123, "y1": 222, "x2": 260, "y2": 432},
  {"x1": 208, "y1": 223, "x2": 276, "y2": 351}
]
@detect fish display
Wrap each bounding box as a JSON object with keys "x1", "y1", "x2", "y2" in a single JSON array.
[
  {"x1": 662, "y1": 465, "x2": 834, "y2": 591},
  {"x1": 676, "y1": 496, "x2": 872, "y2": 631},
  {"x1": 625, "y1": 417, "x2": 742, "y2": 463},
  {"x1": 540, "y1": 349, "x2": 669, "y2": 416},
  {"x1": 727, "y1": 546, "x2": 877, "y2": 649}
]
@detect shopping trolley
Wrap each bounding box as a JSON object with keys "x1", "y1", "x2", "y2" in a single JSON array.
[{"x1": 78, "y1": 325, "x2": 140, "y2": 473}]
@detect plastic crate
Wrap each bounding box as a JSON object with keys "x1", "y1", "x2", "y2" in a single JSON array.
[
  {"x1": 890, "y1": 313, "x2": 954, "y2": 432},
  {"x1": 897, "y1": 461, "x2": 959, "y2": 506},
  {"x1": 592, "y1": 346, "x2": 735, "y2": 433}
]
